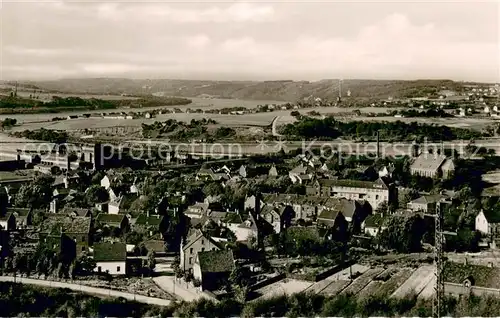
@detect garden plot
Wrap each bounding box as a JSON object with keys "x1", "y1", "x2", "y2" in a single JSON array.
[
  {"x1": 356, "y1": 268, "x2": 395, "y2": 299},
  {"x1": 340, "y1": 268, "x2": 385, "y2": 295},
  {"x1": 374, "y1": 267, "x2": 416, "y2": 297},
  {"x1": 253, "y1": 279, "x2": 313, "y2": 301},
  {"x1": 391, "y1": 265, "x2": 435, "y2": 298}
]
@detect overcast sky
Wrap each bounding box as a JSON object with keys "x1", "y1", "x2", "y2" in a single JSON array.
[{"x1": 1, "y1": 0, "x2": 499, "y2": 82}]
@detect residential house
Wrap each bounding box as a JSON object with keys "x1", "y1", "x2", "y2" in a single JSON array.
[
  {"x1": 8, "y1": 208, "x2": 34, "y2": 229},
  {"x1": 108, "y1": 193, "x2": 137, "y2": 215},
  {"x1": 59, "y1": 207, "x2": 92, "y2": 218},
  {"x1": 196, "y1": 168, "x2": 215, "y2": 181},
  {"x1": 93, "y1": 242, "x2": 127, "y2": 275},
  {"x1": 39, "y1": 216, "x2": 92, "y2": 257},
  {"x1": 407, "y1": 194, "x2": 449, "y2": 213},
  {"x1": 193, "y1": 249, "x2": 235, "y2": 291},
  {"x1": 133, "y1": 213, "x2": 166, "y2": 238},
  {"x1": 260, "y1": 205, "x2": 294, "y2": 233},
  {"x1": 317, "y1": 208, "x2": 347, "y2": 229},
  {"x1": 100, "y1": 175, "x2": 112, "y2": 190},
  {"x1": 180, "y1": 229, "x2": 223, "y2": 273},
  {"x1": 244, "y1": 195, "x2": 263, "y2": 213},
  {"x1": 476, "y1": 210, "x2": 500, "y2": 236},
  {"x1": 185, "y1": 202, "x2": 209, "y2": 219},
  {"x1": 142, "y1": 239, "x2": 167, "y2": 256},
  {"x1": 289, "y1": 164, "x2": 315, "y2": 184},
  {"x1": 268, "y1": 165, "x2": 279, "y2": 177},
  {"x1": 308, "y1": 178, "x2": 391, "y2": 211},
  {"x1": 225, "y1": 213, "x2": 259, "y2": 242},
  {"x1": 95, "y1": 213, "x2": 129, "y2": 232},
  {"x1": 0, "y1": 213, "x2": 15, "y2": 231},
  {"x1": 362, "y1": 214, "x2": 387, "y2": 236},
  {"x1": 378, "y1": 164, "x2": 396, "y2": 178},
  {"x1": 410, "y1": 153, "x2": 455, "y2": 179}
]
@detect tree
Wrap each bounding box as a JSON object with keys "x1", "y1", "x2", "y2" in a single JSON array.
[
  {"x1": 85, "y1": 185, "x2": 109, "y2": 206},
  {"x1": 146, "y1": 250, "x2": 156, "y2": 276},
  {"x1": 14, "y1": 176, "x2": 53, "y2": 209},
  {"x1": 378, "y1": 214, "x2": 426, "y2": 253},
  {"x1": 202, "y1": 182, "x2": 224, "y2": 197}
]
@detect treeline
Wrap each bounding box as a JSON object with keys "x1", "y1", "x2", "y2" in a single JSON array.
[
  {"x1": 0, "y1": 282, "x2": 162, "y2": 317},
  {"x1": 0, "y1": 96, "x2": 192, "y2": 114},
  {"x1": 5, "y1": 281, "x2": 500, "y2": 316},
  {"x1": 12, "y1": 128, "x2": 68, "y2": 143},
  {"x1": 281, "y1": 116, "x2": 485, "y2": 141},
  {"x1": 141, "y1": 118, "x2": 238, "y2": 141},
  {"x1": 0, "y1": 118, "x2": 16, "y2": 128},
  {"x1": 392, "y1": 108, "x2": 454, "y2": 118}
]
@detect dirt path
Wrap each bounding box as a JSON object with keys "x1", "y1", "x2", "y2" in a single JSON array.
[{"x1": 0, "y1": 276, "x2": 172, "y2": 307}]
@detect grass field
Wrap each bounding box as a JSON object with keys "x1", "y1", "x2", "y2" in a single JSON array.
[{"x1": 443, "y1": 262, "x2": 500, "y2": 289}]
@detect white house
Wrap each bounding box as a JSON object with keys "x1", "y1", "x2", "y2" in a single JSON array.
[
  {"x1": 475, "y1": 210, "x2": 500, "y2": 236},
  {"x1": 100, "y1": 175, "x2": 111, "y2": 190},
  {"x1": 362, "y1": 214, "x2": 387, "y2": 237},
  {"x1": 93, "y1": 242, "x2": 127, "y2": 275}
]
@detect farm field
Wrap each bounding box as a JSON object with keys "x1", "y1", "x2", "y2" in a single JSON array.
[
  {"x1": 340, "y1": 268, "x2": 385, "y2": 295},
  {"x1": 274, "y1": 114, "x2": 498, "y2": 130},
  {"x1": 391, "y1": 265, "x2": 435, "y2": 298}
]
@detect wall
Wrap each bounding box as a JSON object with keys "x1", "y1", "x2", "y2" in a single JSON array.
[
  {"x1": 445, "y1": 282, "x2": 500, "y2": 297},
  {"x1": 475, "y1": 212, "x2": 489, "y2": 234},
  {"x1": 227, "y1": 224, "x2": 253, "y2": 242},
  {"x1": 182, "y1": 237, "x2": 220, "y2": 272},
  {"x1": 108, "y1": 204, "x2": 120, "y2": 214},
  {"x1": 94, "y1": 261, "x2": 126, "y2": 275}
]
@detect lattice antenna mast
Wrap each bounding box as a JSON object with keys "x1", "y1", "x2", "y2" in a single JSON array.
[{"x1": 433, "y1": 202, "x2": 445, "y2": 318}]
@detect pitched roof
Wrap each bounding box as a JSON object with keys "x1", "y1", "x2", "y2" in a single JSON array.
[
  {"x1": 135, "y1": 214, "x2": 164, "y2": 226},
  {"x1": 93, "y1": 242, "x2": 126, "y2": 262},
  {"x1": 143, "y1": 240, "x2": 166, "y2": 254},
  {"x1": 197, "y1": 249, "x2": 235, "y2": 273},
  {"x1": 364, "y1": 214, "x2": 386, "y2": 228},
  {"x1": 96, "y1": 213, "x2": 126, "y2": 225},
  {"x1": 183, "y1": 230, "x2": 224, "y2": 251},
  {"x1": 0, "y1": 212, "x2": 13, "y2": 222},
  {"x1": 60, "y1": 207, "x2": 91, "y2": 217},
  {"x1": 317, "y1": 178, "x2": 388, "y2": 190},
  {"x1": 482, "y1": 210, "x2": 500, "y2": 224},
  {"x1": 410, "y1": 154, "x2": 447, "y2": 172},
  {"x1": 40, "y1": 216, "x2": 91, "y2": 235},
  {"x1": 411, "y1": 194, "x2": 446, "y2": 205}
]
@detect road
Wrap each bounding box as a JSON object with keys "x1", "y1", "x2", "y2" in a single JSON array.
[
  {"x1": 0, "y1": 276, "x2": 172, "y2": 307},
  {"x1": 153, "y1": 276, "x2": 213, "y2": 302}
]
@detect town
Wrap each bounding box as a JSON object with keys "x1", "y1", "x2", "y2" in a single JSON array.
[
  {"x1": 1, "y1": 77, "x2": 500, "y2": 316},
  {"x1": 2, "y1": 0, "x2": 500, "y2": 316}
]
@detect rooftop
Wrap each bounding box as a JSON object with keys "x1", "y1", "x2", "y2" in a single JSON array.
[
  {"x1": 197, "y1": 249, "x2": 235, "y2": 273},
  {"x1": 93, "y1": 242, "x2": 127, "y2": 262},
  {"x1": 364, "y1": 214, "x2": 386, "y2": 228},
  {"x1": 317, "y1": 178, "x2": 388, "y2": 190},
  {"x1": 135, "y1": 214, "x2": 164, "y2": 226},
  {"x1": 410, "y1": 154, "x2": 447, "y2": 172},
  {"x1": 40, "y1": 216, "x2": 91, "y2": 235},
  {"x1": 96, "y1": 213, "x2": 126, "y2": 224}
]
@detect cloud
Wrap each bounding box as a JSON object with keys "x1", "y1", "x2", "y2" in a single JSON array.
[
  {"x1": 1, "y1": 3, "x2": 498, "y2": 82},
  {"x1": 185, "y1": 35, "x2": 211, "y2": 48},
  {"x1": 92, "y1": 2, "x2": 275, "y2": 24}
]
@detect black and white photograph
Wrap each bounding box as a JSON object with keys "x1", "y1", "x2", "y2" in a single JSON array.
[{"x1": 0, "y1": 0, "x2": 499, "y2": 316}]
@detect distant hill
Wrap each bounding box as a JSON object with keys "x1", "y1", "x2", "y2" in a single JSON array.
[{"x1": 20, "y1": 78, "x2": 467, "y2": 102}]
